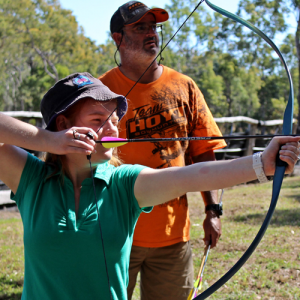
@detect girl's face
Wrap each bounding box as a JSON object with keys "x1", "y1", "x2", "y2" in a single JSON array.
[{"x1": 70, "y1": 98, "x2": 119, "y2": 162}]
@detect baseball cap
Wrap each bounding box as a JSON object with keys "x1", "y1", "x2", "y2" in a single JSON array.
[
  {"x1": 110, "y1": 1, "x2": 169, "y2": 34},
  {"x1": 41, "y1": 72, "x2": 128, "y2": 131}
]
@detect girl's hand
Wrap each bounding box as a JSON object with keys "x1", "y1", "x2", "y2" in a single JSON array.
[
  {"x1": 49, "y1": 127, "x2": 98, "y2": 155},
  {"x1": 262, "y1": 136, "x2": 300, "y2": 175}
]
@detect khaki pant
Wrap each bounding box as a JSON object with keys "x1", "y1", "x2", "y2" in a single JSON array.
[{"x1": 127, "y1": 241, "x2": 194, "y2": 300}]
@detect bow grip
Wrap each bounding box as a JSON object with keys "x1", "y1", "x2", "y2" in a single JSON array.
[{"x1": 276, "y1": 147, "x2": 287, "y2": 167}]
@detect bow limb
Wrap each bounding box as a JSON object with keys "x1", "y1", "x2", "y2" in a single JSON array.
[{"x1": 195, "y1": 1, "x2": 294, "y2": 299}]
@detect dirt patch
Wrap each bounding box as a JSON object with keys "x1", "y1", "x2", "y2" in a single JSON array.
[{"x1": 0, "y1": 206, "x2": 20, "y2": 219}]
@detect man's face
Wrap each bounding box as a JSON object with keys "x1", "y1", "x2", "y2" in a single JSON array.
[{"x1": 122, "y1": 13, "x2": 160, "y2": 58}]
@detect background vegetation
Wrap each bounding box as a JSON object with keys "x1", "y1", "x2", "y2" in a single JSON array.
[{"x1": 1, "y1": 0, "x2": 300, "y2": 131}]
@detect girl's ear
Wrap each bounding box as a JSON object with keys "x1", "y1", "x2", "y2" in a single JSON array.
[{"x1": 56, "y1": 115, "x2": 70, "y2": 131}]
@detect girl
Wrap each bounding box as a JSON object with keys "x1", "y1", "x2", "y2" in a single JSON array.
[{"x1": 0, "y1": 72, "x2": 299, "y2": 300}]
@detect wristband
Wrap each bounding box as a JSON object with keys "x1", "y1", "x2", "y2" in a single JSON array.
[{"x1": 252, "y1": 152, "x2": 269, "y2": 183}]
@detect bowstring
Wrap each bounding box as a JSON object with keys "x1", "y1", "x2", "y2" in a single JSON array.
[
  {"x1": 125, "y1": 0, "x2": 206, "y2": 98},
  {"x1": 88, "y1": 2, "x2": 206, "y2": 297},
  {"x1": 96, "y1": 0, "x2": 206, "y2": 132},
  {"x1": 194, "y1": 0, "x2": 294, "y2": 299},
  {"x1": 87, "y1": 107, "x2": 117, "y2": 300},
  {"x1": 88, "y1": 157, "x2": 113, "y2": 300}
]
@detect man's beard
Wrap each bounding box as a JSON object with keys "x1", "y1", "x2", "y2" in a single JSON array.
[{"x1": 124, "y1": 35, "x2": 159, "y2": 58}]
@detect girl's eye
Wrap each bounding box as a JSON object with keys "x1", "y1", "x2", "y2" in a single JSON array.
[{"x1": 112, "y1": 118, "x2": 119, "y2": 125}]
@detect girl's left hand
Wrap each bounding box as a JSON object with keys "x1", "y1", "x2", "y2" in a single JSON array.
[{"x1": 262, "y1": 136, "x2": 300, "y2": 175}]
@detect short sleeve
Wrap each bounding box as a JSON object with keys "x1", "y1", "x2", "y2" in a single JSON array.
[
  {"x1": 112, "y1": 164, "x2": 152, "y2": 217},
  {"x1": 11, "y1": 153, "x2": 46, "y2": 207},
  {"x1": 188, "y1": 80, "x2": 227, "y2": 157}
]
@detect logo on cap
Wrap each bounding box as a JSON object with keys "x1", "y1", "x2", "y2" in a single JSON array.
[
  {"x1": 128, "y1": 2, "x2": 146, "y2": 12},
  {"x1": 73, "y1": 75, "x2": 93, "y2": 88}
]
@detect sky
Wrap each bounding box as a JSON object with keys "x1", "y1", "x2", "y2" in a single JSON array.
[{"x1": 59, "y1": 0, "x2": 242, "y2": 45}]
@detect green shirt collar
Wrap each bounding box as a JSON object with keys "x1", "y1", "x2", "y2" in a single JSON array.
[
  {"x1": 94, "y1": 161, "x2": 114, "y2": 185},
  {"x1": 45, "y1": 161, "x2": 114, "y2": 185}
]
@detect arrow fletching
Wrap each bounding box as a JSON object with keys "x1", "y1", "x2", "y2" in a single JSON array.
[
  {"x1": 187, "y1": 286, "x2": 196, "y2": 300},
  {"x1": 187, "y1": 244, "x2": 211, "y2": 300},
  {"x1": 101, "y1": 137, "x2": 128, "y2": 148}
]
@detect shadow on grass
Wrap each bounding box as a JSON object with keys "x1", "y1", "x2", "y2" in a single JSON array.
[
  {"x1": 230, "y1": 208, "x2": 300, "y2": 227},
  {"x1": 0, "y1": 275, "x2": 22, "y2": 300},
  {"x1": 286, "y1": 193, "x2": 300, "y2": 204}
]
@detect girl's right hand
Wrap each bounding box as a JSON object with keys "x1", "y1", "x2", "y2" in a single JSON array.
[{"x1": 50, "y1": 127, "x2": 98, "y2": 155}]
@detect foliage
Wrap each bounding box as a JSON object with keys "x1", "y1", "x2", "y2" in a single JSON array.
[
  {"x1": 157, "y1": 0, "x2": 297, "y2": 121},
  {"x1": 0, "y1": 0, "x2": 106, "y2": 111},
  {"x1": 0, "y1": 0, "x2": 299, "y2": 128}
]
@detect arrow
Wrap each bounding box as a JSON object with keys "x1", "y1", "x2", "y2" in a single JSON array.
[
  {"x1": 187, "y1": 244, "x2": 211, "y2": 300},
  {"x1": 98, "y1": 135, "x2": 298, "y2": 149}
]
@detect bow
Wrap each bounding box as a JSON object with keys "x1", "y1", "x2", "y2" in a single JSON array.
[
  {"x1": 96, "y1": 1, "x2": 294, "y2": 298},
  {"x1": 193, "y1": 1, "x2": 294, "y2": 299}
]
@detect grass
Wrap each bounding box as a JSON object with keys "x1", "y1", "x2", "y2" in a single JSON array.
[
  {"x1": 0, "y1": 210, "x2": 23, "y2": 300},
  {"x1": 186, "y1": 176, "x2": 300, "y2": 300},
  {"x1": 1, "y1": 176, "x2": 300, "y2": 299}
]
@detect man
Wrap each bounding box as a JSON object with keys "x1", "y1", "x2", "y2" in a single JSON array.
[{"x1": 99, "y1": 2, "x2": 227, "y2": 299}]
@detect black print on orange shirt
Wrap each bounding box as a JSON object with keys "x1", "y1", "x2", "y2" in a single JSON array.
[{"x1": 126, "y1": 102, "x2": 187, "y2": 139}]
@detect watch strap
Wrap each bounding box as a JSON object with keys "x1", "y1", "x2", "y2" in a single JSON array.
[
  {"x1": 205, "y1": 204, "x2": 223, "y2": 216},
  {"x1": 253, "y1": 152, "x2": 269, "y2": 183}
]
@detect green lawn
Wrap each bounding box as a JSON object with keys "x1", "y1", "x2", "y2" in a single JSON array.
[
  {"x1": 0, "y1": 211, "x2": 23, "y2": 300},
  {"x1": 1, "y1": 176, "x2": 300, "y2": 300},
  {"x1": 186, "y1": 176, "x2": 300, "y2": 300}
]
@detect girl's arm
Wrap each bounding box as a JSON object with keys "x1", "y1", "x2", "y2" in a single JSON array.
[
  {"x1": 0, "y1": 113, "x2": 97, "y2": 193},
  {"x1": 134, "y1": 137, "x2": 300, "y2": 208}
]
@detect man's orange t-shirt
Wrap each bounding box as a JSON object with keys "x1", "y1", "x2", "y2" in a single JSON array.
[{"x1": 100, "y1": 66, "x2": 226, "y2": 247}]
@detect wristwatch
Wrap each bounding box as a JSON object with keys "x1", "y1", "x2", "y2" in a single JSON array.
[{"x1": 205, "y1": 203, "x2": 223, "y2": 217}]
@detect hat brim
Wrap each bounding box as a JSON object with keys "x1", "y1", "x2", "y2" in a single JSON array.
[
  {"x1": 46, "y1": 88, "x2": 127, "y2": 131},
  {"x1": 124, "y1": 8, "x2": 169, "y2": 26}
]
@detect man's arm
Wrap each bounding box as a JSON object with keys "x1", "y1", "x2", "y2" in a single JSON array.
[{"x1": 192, "y1": 150, "x2": 221, "y2": 248}]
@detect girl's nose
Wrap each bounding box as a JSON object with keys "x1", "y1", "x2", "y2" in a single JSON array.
[{"x1": 103, "y1": 119, "x2": 118, "y2": 135}]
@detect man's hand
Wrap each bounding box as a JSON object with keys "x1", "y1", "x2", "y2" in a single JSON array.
[
  {"x1": 203, "y1": 210, "x2": 222, "y2": 248},
  {"x1": 193, "y1": 150, "x2": 222, "y2": 248}
]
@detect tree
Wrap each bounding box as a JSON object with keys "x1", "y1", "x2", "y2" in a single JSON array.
[
  {"x1": 0, "y1": 0, "x2": 106, "y2": 111},
  {"x1": 233, "y1": 0, "x2": 299, "y2": 127}
]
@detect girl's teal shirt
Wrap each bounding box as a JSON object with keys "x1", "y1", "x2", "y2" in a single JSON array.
[{"x1": 12, "y1": 153, "x2": 151, "y2": 300}]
